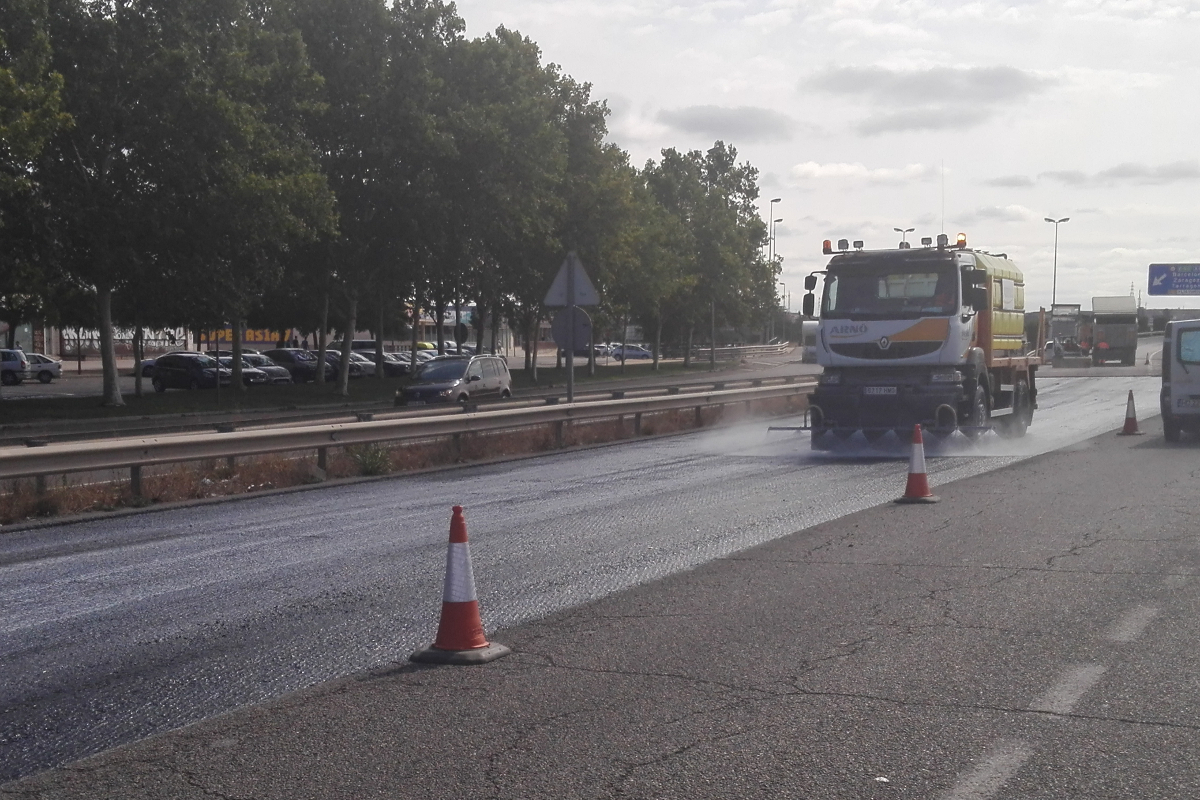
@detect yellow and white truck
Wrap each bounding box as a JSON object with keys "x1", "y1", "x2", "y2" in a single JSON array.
[{"x1": 798, "y1": 234, "x2": 1041, "y2": 449}]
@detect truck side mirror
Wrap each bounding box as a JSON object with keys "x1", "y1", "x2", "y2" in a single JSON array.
[
  {"x1": 966, "y1": 286, "x2": 988, "y2": 311},
  {"x1": 802, "y1": 294, "x2": 815, "y2": 318},
  {"x1": 963, "y1": 267, "x2": 987, "y2": 287},
  {"x1": 804, "y1": 275, "x2": 817, "y2": 291}
]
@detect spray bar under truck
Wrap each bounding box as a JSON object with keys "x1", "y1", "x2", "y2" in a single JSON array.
[{"x1": 780, "y1": 233, "x2": 1042, "y2": 450}]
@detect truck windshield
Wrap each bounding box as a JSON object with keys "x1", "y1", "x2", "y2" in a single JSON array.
[{"x1": 822, "y1": 266, "x2": 958, "y2": 320}]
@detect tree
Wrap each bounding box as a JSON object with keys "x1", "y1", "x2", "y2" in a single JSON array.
[{"x1": 36, "y1": 0, "x2": 334, "y2": 405}]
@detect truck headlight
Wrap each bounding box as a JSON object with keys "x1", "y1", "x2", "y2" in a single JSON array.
[
  {"x1": 930, "y1": 370, "x2": 962, "y2": 383},
  {"x1": 818, "y1": 372, "x2": 841, "y2": 385}
]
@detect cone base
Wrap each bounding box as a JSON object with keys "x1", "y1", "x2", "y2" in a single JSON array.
[
  {"x1": 409, "y1": 642, "x2": 512, "y2": 665},
  {"x1": 895, "y1": 494, "x2": 940, "y2": 504},
  {"x1": 1117, "y1": 429, "x2": 1145, "y2": 436}
]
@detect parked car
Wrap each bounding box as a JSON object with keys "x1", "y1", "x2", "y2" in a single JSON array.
[
  {"x1": 348, "y1": 351, "x2": 376, "y2": 378},
  {"x1": 217, "y1": 356, "x2": 270, "y2": 386},
  {"x1": 316, "y1": 350, "x2": 365, "y2": 379},
  {"x1": 413, "y1": 349, "x2": 440, "y2": 364},
  {"x1": 399, "y1": 354, "x2": 512, "y2": 404},
  {"x1": 26, "y1": 353, "x2": 62, "y2": 383},
  {"x1": 262, "y1": 348, "x2": 329, "y2": 382},
  {"x1": 609, "y1": 343, "x2": 653, "y2": 360},
  {"x1": 151, "y1": 352, "x2": 233, "y2": 391},
  {"x1": 0, "y1": 349, "x2": 29, "y2": 385},
  {"x1": 240, "y1": 353, "x2": 292, "y2": 384},
  {"x1": 380, "y1": 352, "x2": 412, "y2": 377}
]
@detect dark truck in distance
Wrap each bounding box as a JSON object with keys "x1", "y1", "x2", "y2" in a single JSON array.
[{"x1": 1089, "y1": 296, "x2": 1139, "y2": 366}]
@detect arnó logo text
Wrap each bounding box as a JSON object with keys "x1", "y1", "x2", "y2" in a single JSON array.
[{"x1": 829, "y1": 324, "x2": 869, "y2": 336}]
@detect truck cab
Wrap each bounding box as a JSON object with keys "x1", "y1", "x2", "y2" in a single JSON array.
[{"x1": 1160, "y1": 318, "x2": 1200, "y2": 441}]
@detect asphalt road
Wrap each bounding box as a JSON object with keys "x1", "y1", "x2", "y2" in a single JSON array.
[{"x1": 0, "y1": 374, "x2": 1167, "y2": 796}]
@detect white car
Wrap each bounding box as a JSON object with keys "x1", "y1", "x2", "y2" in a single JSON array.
[{"x1": 27, "y1": 353, "x2": 62, "y2": 383}]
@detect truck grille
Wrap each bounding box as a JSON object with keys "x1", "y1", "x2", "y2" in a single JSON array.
[{"x1": 830, "y1": 341, "x2": 944, "y2": 359}]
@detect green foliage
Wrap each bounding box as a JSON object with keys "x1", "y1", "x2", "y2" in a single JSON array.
[
  {"x1": 2, "y1": 0, "x2": 776, "y2": 392},
  {"x1": 347, "y1": 443, "x2": 391, "y2": 476}
]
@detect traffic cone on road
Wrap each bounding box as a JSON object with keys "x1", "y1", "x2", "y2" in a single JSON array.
[
  {"x1": 410, "y1": 506, "x2": 511, "y2": 665},
  {"x1": 895, "y1": 424, "x2": 939, "y2": 504},
  {"x1": 1117, "y1": 390, "x2": 1144, "y2": 436}
]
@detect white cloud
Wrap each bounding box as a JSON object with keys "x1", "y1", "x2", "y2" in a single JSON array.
[
  {"x1": 657, "y1": 105, "x2": 796, "y2": 142},
  {"x1": 791, "y1": 161, "x2": 936, "y2": 183},
  {"x1": 960, "y1": 205, "x2": 1038, "y2": 224},
  {"x1": 1041, "y1": 161, "x2": 1200, "y2": 186}
]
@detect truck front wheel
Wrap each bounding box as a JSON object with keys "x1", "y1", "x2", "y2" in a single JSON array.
[{"x1": 963, "y1": 385, "x2": 990, "y2": 440}]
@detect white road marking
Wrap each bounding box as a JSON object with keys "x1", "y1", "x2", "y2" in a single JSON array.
[
  {"x1": 1030, "y1": 664, "x2": 1107, "y2": 715},
  {"x1": 939, "y1": 739, "x2": 1033, "y2": 800},
  {"x1": 1105, "y1": 605, "x2": 1159, "y2": 643}
]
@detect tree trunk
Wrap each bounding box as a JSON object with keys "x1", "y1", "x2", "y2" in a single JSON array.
[
  {"x1": 410, "y1": 286, "x2": 421, "y2": 370},
  {"x1": 523, "y1": 313, "x2": 532, "y2": 371},
  {"x1": 338, "y1": 296, "x2": 355, "y2": 397},
  {"x1": 374, "y1": 297, "x2": 384, "y2": 379},
  {"x1": 133, "y1": 323, "x2": 143, "y2": 397},
  {"x1": 316, "y1": 294, "x2": 329, "y2": 385},
  {"x1": 453, "y1": 300, "x2": 462, "y2": 355},
  {"x1": 710, "y1": 300, "x2": 717, "y2": 372},
  {"x1": 97, "y1": 285, "x2": 123, "y2": 407},
  {"x1": 619, "y1": 311, "x2": 628, "y2": 373},
  {"x1": 653, "y1": 316, "x2": 663, "y2": 371},
  {"x1": 685, "y1": 325, "x2": 693, "y2": 368},
  {"x1": 490, "y1": 303, "x2": 500, "y2": 358},
  {"x1": 232, "y1": 319, "x2": 245, "y2": 391},
  {"x1": 434, "y1": 297, "x2": 446, "y2": 354}
]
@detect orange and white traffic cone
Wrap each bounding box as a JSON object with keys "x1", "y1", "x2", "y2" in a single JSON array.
[
  {"x1": 895, "y1": 424, "x2": 939, "y2": 504},
  {"x1": 410, "y1": 506, "x2": 511, "y2": 665},
  {"x1": 1117, "y1": 390, "x2": 1144, "y2": 436}
]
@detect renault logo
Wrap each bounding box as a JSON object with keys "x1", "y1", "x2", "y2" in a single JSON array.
[{"x1": 878, "y1": 336, "x2": 891, "y2": 350}]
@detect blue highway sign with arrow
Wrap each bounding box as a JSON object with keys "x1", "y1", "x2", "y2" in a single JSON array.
[{"x1": 1148, "y1": 263, "x2": 1200, "y2": 296}]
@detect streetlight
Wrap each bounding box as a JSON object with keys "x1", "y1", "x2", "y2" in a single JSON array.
[
  {"x1": 1044, "y1": 216, "x2": 1069, "y2": 305},
  {"x1": 779, "y1": 281, "x2": 787, "y2": 312},
  {"x1": 770, "y1": 218, "x2": 783, "y2": 266},
  {"x1": 894, "y1": 227, "x2": 914, "y2": 248},
  {"x1": 766, "y1": 198, "x2": 781, "y2": 257}
]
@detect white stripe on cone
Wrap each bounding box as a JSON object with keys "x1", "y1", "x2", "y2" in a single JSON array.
[
  {"x1": 909, "y1": 438, "x2": 926, "y2": 474},
  {"x1": 443, "y1": 542, "x2": 478, "y2": 602}
]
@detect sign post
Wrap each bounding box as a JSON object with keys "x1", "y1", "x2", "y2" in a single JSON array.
[
  {"x1": 544, "y1": 252, "x2": 600, "y2": 402},
  {"x1": 1148, "y1": 264, "x2": 1200, "y2": 296}
]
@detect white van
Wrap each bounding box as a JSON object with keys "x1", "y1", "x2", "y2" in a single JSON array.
[{"x1": 1160, "y1": 318, "x2": 1200, "y2": 441}]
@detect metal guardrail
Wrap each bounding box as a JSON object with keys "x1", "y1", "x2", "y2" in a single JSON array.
[
  {"x1": 693, "y1": 343, "x2": 790, "y2": 361},
  {"x1": 0, "y1": 381, "x2": 811, "y2": 492}
]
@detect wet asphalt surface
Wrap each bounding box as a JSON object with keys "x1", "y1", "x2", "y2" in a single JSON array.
[{"x1": 0, "y1": 374, "x2": 1168, "y2": 794}]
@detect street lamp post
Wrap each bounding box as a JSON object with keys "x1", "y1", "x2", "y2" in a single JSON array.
[
  {"x1": 770, "y1": 217, "x2": 783, "y2": 266},
  {"x1": 767, "y1": 198, "x2": 781, "y2": 258},
  {"x1": 894, "y1": 226, "x2": 914, "y2": 247},
  {"x1": 1044, "y1": 216, "x2": 1069, "y2": 305}
]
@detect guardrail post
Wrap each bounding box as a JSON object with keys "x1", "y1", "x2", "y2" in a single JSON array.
[
  {"x1": 695, "y1": 406, "x2": 703, "y2": 427},
  {"x1": 713, "y1": 382, "x2": 725, "y2": 391},
  {"x1": 356, "y1": 412, "x2": 374, "y2": 422},
  {"x1": 311, "y1": 446, "x2": 328, "y2": 481},
  {"x1": 784, "y1": 376, "x2": 795, "y2": 384},
  {"x1": 611, "y1": 390, "x2": 625, "y2": 399},
  {"x1": 452, "y1": 432, "x2": 462, "y2": 459},
  {"x1": 752, "y1": 378, "x2": 763, "y2": 387},
  {"x1": 555, "y1": 420, "x2": 565, "y2": 448},
  {"x1": 130, "y1": 465, "x2": 142, "y2": 497},
  {"x1": 25, "y1": 440, "x2": 48, "y2": 495},
  {"x1": 634, "y1": 412, "x2": 642, "y2": 436},
  {"x1": 667, "y1": 386, "x2": 680, "y2": 395}
]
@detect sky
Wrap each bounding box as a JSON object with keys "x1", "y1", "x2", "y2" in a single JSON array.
[{"x1": 453, "y1": 0, "x2": 1200, "y2": 312}]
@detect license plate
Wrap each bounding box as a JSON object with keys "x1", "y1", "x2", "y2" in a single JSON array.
[
  {"x1": 407, "y1": 400, "x2": 425, "y2": 406},
  {"x1": 863, "y1": 386, "x2": 897, "y2": 396}
]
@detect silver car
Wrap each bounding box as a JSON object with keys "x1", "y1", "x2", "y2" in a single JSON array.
[
  {"x1": 0, "y1": 349, "x2": 29, "y2": 385},
  {"x1": 27, "y1": 353, "x2": 63, "y2": 383}
]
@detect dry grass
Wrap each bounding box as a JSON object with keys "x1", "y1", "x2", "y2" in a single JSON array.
[{"x1": 0, "y1": 393, "x2": 808, "y2": 527}]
